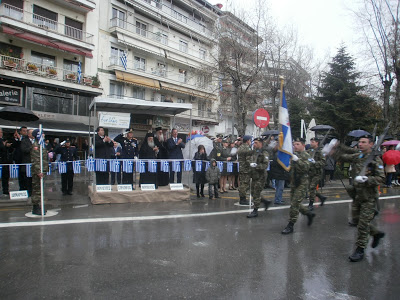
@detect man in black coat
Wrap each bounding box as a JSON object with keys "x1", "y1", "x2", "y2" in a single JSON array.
[
  {"x1": 154, "y1": 127, "x2": 169, "y2": 186},
  {"x1": 139, "y1": 133, "x2": 159, "y2": 188},
  {"x1": 56, "y1": 140, "x2": 79, "y2": 195},
  {"x1": 94, "y1": 127, "x2": 113, "y2": 185},
  {"x1": 166, "y1": 128, "x2": 185, "y2": 183},
  {"x1": 114, "y1": 128, "x2": 138, "y2": 186}
]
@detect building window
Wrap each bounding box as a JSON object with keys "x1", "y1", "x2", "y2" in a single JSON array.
[
  {"x1": 30, "y1": 88, "x2": 74, "y2": 115},
  {"x1": 155, "y1": 30, "x2": 168, "y2": 45},
  {"x1": 111, "y1": 47, "x2": 126, "y2": 66},
  {"x1": 199, "y1": 24, "x2": 206, "y2": 33},
  {"x1": 178, "y1": 69, "x2": 187, "y2": 83},
  {"x1": 179, "y1": 40, "x2": 188, "y2": 53},
  {"x1": 32, "y1": 5, "x2": 57, "y2": 30},
  {"x1": 31, "y1": 51, "x2": 56, "y2": 67},
  {"x1": 155, "y1": 62, "x2": 167, "y2": 77},
  {"x1": 65, "y1": 17, "x2": 83, "y2": 40},
  {"x1": 112, "y1": 7, "x2": 126, "y2": 28},
  {"x1": 199, "y1": 48, "x2": 206, "y2": 60},
  {"x1": 134, "y1": 56, "x2": 146, "y2": 71},
  {"x1": 136, "y1": 21, "x2": 147, "y2": 37},
  {"x1": 110, "y1": 82, "x2": 123, "y2": 98},
  {"x1": 177, "y1": 98, "x2": 185, "y2": 103},
  {"x1": 133, "y1": 87, "x2": 145, "y2": 100}
]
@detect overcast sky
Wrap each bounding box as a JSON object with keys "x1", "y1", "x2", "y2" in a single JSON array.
[{"x1": 209, "y1": 0, "x2": 360, "y2": 61}]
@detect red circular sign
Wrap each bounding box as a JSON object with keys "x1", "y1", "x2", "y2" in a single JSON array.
[
  {"x1": 253, "y1": 109, "x2": 270, "y2": 128},
  {"x1": 201, "y1": 126, "x2": 210, "y2": 134}
]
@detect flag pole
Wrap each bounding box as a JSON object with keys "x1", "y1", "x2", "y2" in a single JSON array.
[
  {"x1": 39, "y1": 124, "x2": 45, "y2": 216},
  {"x1": 279, "y1": 76, "x2": 285, "y2": 133}
]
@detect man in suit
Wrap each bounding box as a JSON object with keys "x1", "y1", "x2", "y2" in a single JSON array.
[
  {"x1": 167, "y1": 128, "x2": 185, "y2": 183},
  {"x1": 94, "y1": 127, "x2": 113, "y2": 185}
]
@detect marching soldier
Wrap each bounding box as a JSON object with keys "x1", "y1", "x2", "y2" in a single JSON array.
[
  {"x1": 281, "y1": 138, "x2": 316, "y2": 234},
  {"x1": 307, "y1": 137, "x2": 327, "y2": 210},
  {"x1": 246, "y1": 137, "x2": 272, "y2": 218},
  {"x1": 114, "y1": 128, "x2": 138, "y2": 186},
  {"x1": 55, "y1": 140, "x2": 79, "y2": 195},
  {"x1": 237, "y1": 135, "x2": 253, "y2": 205}
]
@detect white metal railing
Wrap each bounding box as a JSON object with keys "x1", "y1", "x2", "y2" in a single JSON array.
[
  {"x1": 110, "y1": 18, "x2": 210, "y2": 62},
  {"x1": 0, "y1": 55, "x2": 98, "y2": 87},
  {"x1": 0, "y1": 3, "x2": 94, "y2": 44}
]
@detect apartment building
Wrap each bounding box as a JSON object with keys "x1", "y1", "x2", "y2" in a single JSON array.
[
  {"x1": 0, "y1": 0, "x2": 101, "y2": 137},
  {"x1": 97, "y1": 0, "x2": 221, "y2": 138}
]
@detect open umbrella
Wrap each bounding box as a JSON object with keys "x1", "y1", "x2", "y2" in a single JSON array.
[
  {"x1": 261, "y1": 129, "x2": 279, "y2": 136},
  {"x1": 0, "y1": 106, "x2": 39, "y2": 122},
  {"x1": 347, "y1": 129, "x2": 371, "y2": 138},
  {"x1": 182, "y1": 136, "x2": 214, "y2": 159},
  {"x1": 310, "y1": 125, "x2": 335, "y2": 131},
  {"x1": 382, "y1": 150, "x2": 400, "y2": 165},
  {"x1": 382, "y1": 140, "x2": 400, "y2": 147}
]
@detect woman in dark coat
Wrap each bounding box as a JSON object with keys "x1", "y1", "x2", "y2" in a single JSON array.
[
  {"x1": 217, "y1": 139, "x2": 233, "y2": 193},
  {"x1": 139, "y1": 133, "x2": 159, "y2": 188},
  {"x1": 193, "y1": 145, "x2": 208, "y2": 197}
]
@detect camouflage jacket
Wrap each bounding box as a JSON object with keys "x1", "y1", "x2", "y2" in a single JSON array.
[
  {"x1": 291, "y1": 150, "x2": 310, "y2": 188},
  {"x1": 250, "y1": 148, "x2": 269, "y2": 174},
  {"x1": 307, "y1": 147, "x2": 325, "y2": 176},
  {"x1": 31, "y1": 141, "x2": 49, "y2": 176},
  {"x1": 237, "y1": 144, "x2": 254, "y2": 173}
]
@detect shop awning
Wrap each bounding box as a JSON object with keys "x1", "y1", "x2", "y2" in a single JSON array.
[
  {"x1": 160, "y1": 82, "x2": 217, "y2": 101},
  {"x1": 115, "y1": 71, "x2": 160, "y2": 90},
  {"x1": 1, "y1": 26, "x2": 93, "y2": 58}
]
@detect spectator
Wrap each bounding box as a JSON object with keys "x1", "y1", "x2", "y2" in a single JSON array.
[
  {"x1": 167, "y1": 128, "x2": 185, "y2": 183},
  {"x1": 324, "y1": 154, "x2": 336, "y2": 183},
  {"x1": 217, "y1": 139, "x2": 232, "y2": 193},
  {"x1": 206, "y1": 158, "x2": 220, "y2": 199},
  {"x1": 193, "y1": 145, "x2": 208, "y2": 198},
  {"x1": 269, "y1": 143, "x2": 290, "y2": 205},
  {"x1": 138, "y1": 133, "x2": 159, "y2": 187},
  {"x1": 55, "y1": 140, "x2": 79, "y2": 195},
  {"x1": 228, "y1": 141, "x2": 238, "y2": 190},
  {"x1": 1, "y1": 138, "x2": 14, "y2": 195},
  {"x1": 94, "y1": 127, "x2": 113, "y2": 185},
  {"x1": 154, "y1": 127, "x2": 169, "y2": 186}
]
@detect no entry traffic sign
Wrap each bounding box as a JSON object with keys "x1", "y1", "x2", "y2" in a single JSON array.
[{"x1": 253, "y1": 108, "x2": 270, "y2": 128}]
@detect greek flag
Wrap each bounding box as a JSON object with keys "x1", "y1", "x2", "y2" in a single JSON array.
[
  {"x1": 0, "y1": 166, "x2": 2, "y2": 178},
  {"x1": 26, "y1": 164, "x2": 32, "y2": 177},
  {"x1": 58, "y1": 162, "x2": 67, "y2": 174},
  {"x1": 137, "y1": 160, "x2": 146, "y2": 173},
  {"x1": 148, "y1": 160, "x2": 157, "y2": 173},
  {"x1": 37, "y1": 129, "x2": 44, "y2": 148},
  {"x1": 86, "y1": 158, "x2": 95, "y2": 172},
  {"x1": 77, "y1": 61, "x2": 82, "y2": 83},
  {"x1": 227, "y1": 162, "x2": 233, "y2": 173},
  {"x1": 124, "y1": 160, "x2": 134, "y2": 173},
  {"x1": 161, "y1": 160, "x2": 169, "y2": 172},
  {"x1": 110, "y1": 160, "x2": 120, "y2": 173},
  {"x1": 217, "y1": 161, "x2": 224, "y2": 173},
  {"x1": 47, "y1": 163, "x2": 52, "y2": 175},
  {"x1": 205, "y1": 161, "x2": 210, "y2": 171},
  {"x1": 120, "y1": 51, "x2": 128, "y2": 70},
  {"x1": 237, "y1": 162, "x2": 240, "y2": 172},
  {"x1": 10, "y1": 165, "x2": 19, "y2": 178},
  {"x1": 173, "y1": 161, "x2": 181, "y2": 172},
  {"x1": 195, "y1": 160, "x2": 202, "y2": 172},
  {"x1": 73, "y1": 161, "x2": 81, "y2": 174},
  {"x1": 277, "y1": 87, "x2": 293, "y2": 171},
  {"x1": 184, "y1": 160, "x2": 191, "y2": 171},
  {"x1": 96, "y1": 159, "x2": 108, "y2": 172}
]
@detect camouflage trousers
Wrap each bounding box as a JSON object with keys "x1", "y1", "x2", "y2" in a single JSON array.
[
  {"x1": 309, "y1": 173, "x2": 322, "y2": 201},
  {"x1": 31, "y1": 174, "x2": 42, "y2": 205},
  {"x1": 238, "y1": 172, "x2": 265, "y2": 208},
  {"x1": 289, "y1": 182, "x2": 309, "y2": 223},
  {"x1": 353, "y1": 194, "x2": 379, "y2": 248}
]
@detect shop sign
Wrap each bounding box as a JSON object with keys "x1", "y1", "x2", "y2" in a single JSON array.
[
  {"x1": 0, "y1": 84, "x2": 22, "y2": 105},
  {"x1": 99, "y1": 112, "x2": 131, "y2": 128}
]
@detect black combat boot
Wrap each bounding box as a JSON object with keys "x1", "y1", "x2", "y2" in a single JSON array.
[
  {"x1": 200, "y1": 185, "x2": 205, "y2": 198},
  {"x1": 261, "y1": 198, "x2": 272, "y2": 211},
  {"x1": 349, "y1": 246, "x2": 364, "y2": 262},
  {"x1": 348, "y1": 219, "x2": 357, "y2": 227},
  {"x1": 308, "y1": 200, "x2": 314, "y2": 211},
  {"x1": 281, "y1": 222, "x2": 294, "y2": 234},
  {"x1": 196, "y1": 185, "x2": 200, "y2": 198},
  {"x1": 247, "y1": 208, "x2": 258, "y2": 218},
  {"x1": 317, "y1": 194, "x2": 327, "y2": 206},
  {"x1": 32, "y1": 205, "x2": 46, "y2": 216},
  {"x1": 239, "y1": 196, "x2": 249, "y2": 205},
  {"x1": 371, "y1": 232, "x2": 385, "y2": 248},
  {"x1": 307, "y1": 212, "x2": 316, "y2": 226}
]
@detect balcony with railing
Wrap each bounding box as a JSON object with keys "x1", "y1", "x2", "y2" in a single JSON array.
[
  {"x1": 0, "y1": 55, "x2": 99, "y2": 88},
  {"x1": 0, "y1": 3, "x2": 94, "y2": 46},
  {"x1": 109, "y1": 17, "x2": 211, "y2": 64}
]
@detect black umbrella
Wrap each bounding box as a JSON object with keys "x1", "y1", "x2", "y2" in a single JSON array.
[
  {"x1": 347, "y1": 129, "x2": 371, "y2": 138},
  {"x1": 0, "y1": 106, "x2": 39, "y2": 122},
  {"x1": 310, "y1": 125, "x2": 335, "y2": 131},
  {"x1": 261, "y1": 129, "x2": 279, "y2": 136}
]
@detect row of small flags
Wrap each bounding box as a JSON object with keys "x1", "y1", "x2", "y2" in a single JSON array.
[{"x1": 0, "y1": 160, "x2": 240, "y2": 178}]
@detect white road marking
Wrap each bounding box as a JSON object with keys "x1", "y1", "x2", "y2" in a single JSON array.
[{"x1": 0, "y1": 195, "x2": 399, "y2": 229}]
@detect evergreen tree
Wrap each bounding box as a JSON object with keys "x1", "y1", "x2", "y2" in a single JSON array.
[{"x1": 314, "y1": 46, "x2": 381, "y2": 141}]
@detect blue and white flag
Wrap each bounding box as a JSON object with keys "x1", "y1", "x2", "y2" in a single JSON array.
[
  {"x1": 237, "y1": 162, "x2": 240, "y2": 172},
  {"x1": 205, "y1": 161, "x2": 210, "y2": 171},
  {"x1": 227, "y1": 162, "x2": 233, "y2": 173},
  {"x1": 161, "y1": 160, "x2": 169, "y2": 172},
  {"x1": 137, "y1": 160, "x2": 146, "y2": 173},
  {"x1": 173, "y1": 161, "x2": 181, "y2": 172},
  {"x1": 217, "y1": 161, "x2": 224, "y2": 173},
  {"x1": 96, "y1": 159, "x2": 108, "y2": 172},
  {"x1": 77, "y1": 61, "x2": 82, "y2": 83},
  {"x1": 47, "y1": 163, "x2": 52, "y2": 175},
  {"x1": 148, "y1": 160, "x2": 157, "y2": 173},
  {"x1": 195, "y1": 160, "x2": 202, "y2": 172},
  {"x1": 73, "y1": 161, "x2": 81, "y2": 174},
  {"x1": 120, "y1": 51, "x2": 128, "y2": 70},
  {"x1": 110, "y1": 160, "x2": 120, "y2": 173},
  {"x1": 58, "y1": 162, "x2": 67, "y2": 174},
  {"x1": 26, "y1": 164, "x2": 32, "y2": 177},
  {"x1": 10, "y1": 165, "x2": 19, "y2": 178},
  {"x1": 184, "y1": 160, "x2": 191, "y2": 172},
  {"x1": 86, "y1": 158, "x2": 95, "y2": 172},
  {"x1": 277, "y1": 87, "x2": 293, "y2": 171},
  {"x1": 0, "y1": 166, "x2": 2, "y2": 178},
  {"x1": 124, "y1": 160, "x2": 134, "y2": 173},
  {"x1": 37, "y1": 129, "x2": 44, "y2": 148}
]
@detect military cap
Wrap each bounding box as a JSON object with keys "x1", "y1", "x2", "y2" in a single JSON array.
[
  {"x1": 253, "y1": 137, "x2": 263, "y2": 142},
  {"x1": 65, "y1": 139, "x2": 71, "y2": 143},
  {"x1": 243, "y1": 135, "x2": 252, "y2": 142},
  {"x1": 310, "y1": 137, "x2": 320, "y2": 142},
  {"x1": 216, "y1": 134, "x2": 223, "y2": 138},
  {"x1": 358, "y1": 134, "x2": 373, "y2": 140},
  {"x1": 293, "y1": 137, "x2": 306, "y2": 143},
  {"x1": 155, "y1": 127, "x2": 162, "y2": 131},
  {"x1": 126, "y1": 128, "x2": 134, "y2": 133},
  {"x1": 222, "y1": 139, "x2": 229, "y2": 143}
]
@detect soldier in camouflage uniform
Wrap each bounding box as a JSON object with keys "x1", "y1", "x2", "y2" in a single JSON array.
[
  {"x1": 282, "y1": 138, "x2": 316, "y2": 234},
  {"x1": 246, "y1": 137, "x2": 272, "y2": 218},
  {"x1": 307, "y1": 137, "x2": 327, "y2": 210},
  {"x1": 30, "y1": 129, "x2": 49, "y2": 215},
  {"x1": 331, "y1": 135, "x2": 385, "y2": 262},
  {"x1": 237, "y1": 135, "x2": 253, "y2": 205}
]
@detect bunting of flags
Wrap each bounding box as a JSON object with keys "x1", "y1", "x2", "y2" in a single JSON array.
[
  {"x1": 137, "y1": 160, "x2": 146, "y2": 173},
  {"x1": 227, "y1": 162, "x2": 233, "y2": 173},
  {"x1": 96, "y1": 159, "x2": 108, "y2": 172},
  {"x1": 173, "y1": 161, "x2": 181, "y2": 172},
  {"x1": 47, "y1": 163, "x2": 52, "y2": 175},
  {"x1": 205, "y1": 161, "x2": 210, "y2": 171},
  {"x1": 148, "y1": 160, "x2": 157, "y2": 173},
  {"x1": 10, "y1": 165, "x2": 19, "y2": 178},
  {"x1": 73, "y1": 161, "x2": 81, "y2": 174},
  {"x1": 58, "y1": 162, "x2": 67, "y2": 174},
  {"x1": 86, "y1": 158, "x2": 95, "y2": 172},
  {"x1": 184, "y1": 160, "x2": 191, "y2": 172},
  {"x1": 217, "y1": 161, "x2": 224, "y2": 173},
  {"x1": 77, "y1": 61, "x2": 82, "y2": 83},
  {"x1": 124, "y1": 160, "x2": 134, "y2": 173},
  {"x1": 161, "y1": 160, "x2": 169, "y2": 172},
  {"x1": 110, "y1": 160, "x2": 120, "y2": 173},
  {"x1": 195, "y1": 160, "x2": 202, "y2": 172},
  {"x1": 26, "y1": 164, "x2": 31, "y2": 177}
]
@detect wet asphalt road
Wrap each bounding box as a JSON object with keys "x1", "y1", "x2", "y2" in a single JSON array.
[{"x1": 0, "y1": 175, "x2": 399, "y2": 299}]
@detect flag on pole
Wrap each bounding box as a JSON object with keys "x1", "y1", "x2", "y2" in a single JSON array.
[
  {"x1": 86, "y1": 158, "x2": 95, "y2": 172},
  {"x1": 58, "y1": 162, "x2": 67, "y2": 174},
  {"x1": 77, "y1": 61, "x2": 82, "y2": 83},
  {"x1": 47, "y1": 163, "x2": 52, "y2": 175},
  {"x1": 120, "y1": 51, "x2": 128, "y2": 70},
  {"x1": 73, "y1": 161, "x2": 81, "y2": 174},
  {"x1": 217, "y1": 161, "x2": 224, "y2": 173},
  {"x1": 173, "y1": 161, "x2": 181, "y2": 172},
  {"x1": 277, "y1": 87, "x2": 293, "y2": 171},
  {"x1": 227, "y1": 162, "x2": 233, "y2": 173},
  {"x1": 184, "y1": 160, "x2": 191, "y2": 171},
  {"x1": 26, "y1": 164, "x2": 32, "y2": 177},
  {"x1": 10, "y1": 165, "x2": 19, "y2": 178},
  {"x1": 148, "y1": 160, "x2": 157, "y2": 173},
  {"x1": 96, "y1": 159, "x2": 108, "y2": 172},
  {"x1": 110, "y1": 160, "x2": 120, "y2": 173},
  {"x1": 195, "y1": 160, "x2": 202, "y2": 172},
  {"x1": 161, "y1": 160, "x2": 169, "y2": 172},
  {"x1": 36, "y1": 129, "x2": 44, "y2": 148}
]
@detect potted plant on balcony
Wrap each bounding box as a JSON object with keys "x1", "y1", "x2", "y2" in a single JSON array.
[
  {"x1": 47, "y1": 68, "x2": 57, "y2": 77},
  {"x1": 3, "y1": 58, "x2": 17, "y2": 69},
  {"x1": 91, "y1": 73, "x2": 101, "y2": 87},
  {"x1": 27, "y1": 63, "x2": 38, "y2": 72},
  {"x1": 66, "y1": 73, "x2": 77, "y2": 80}
]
